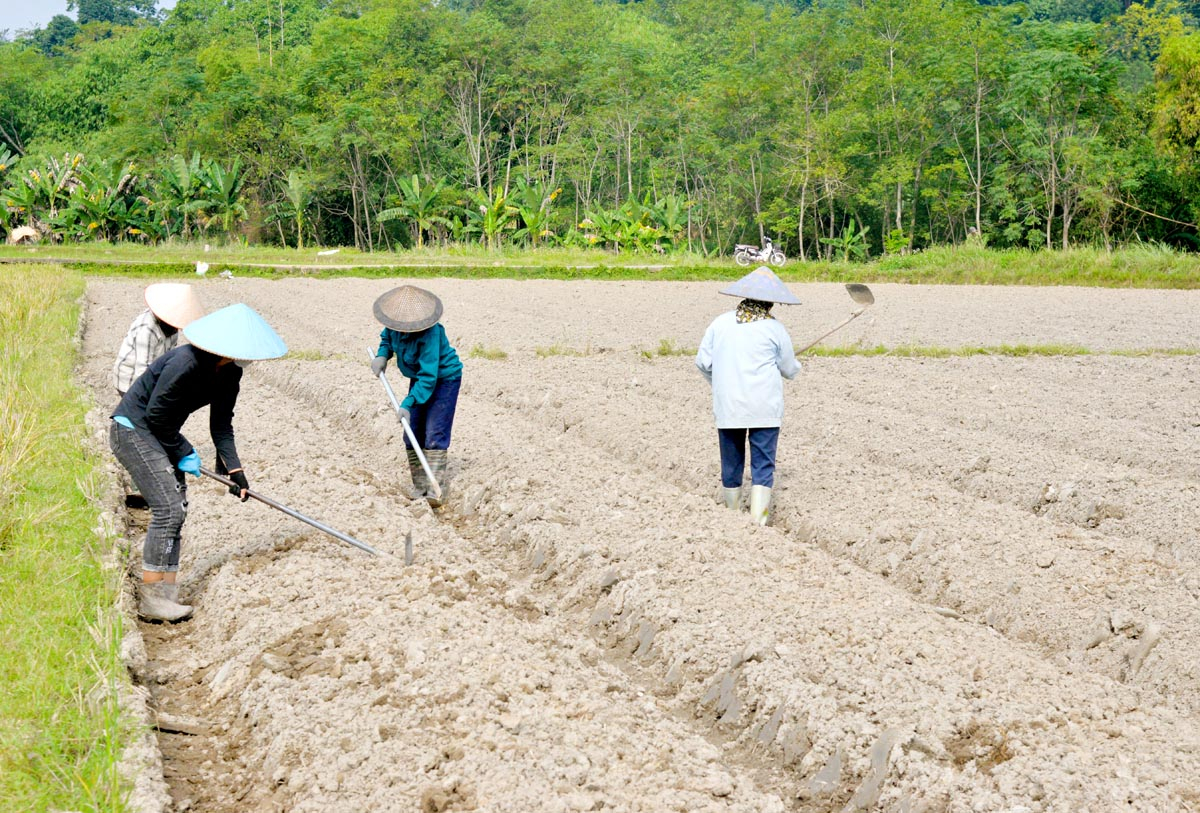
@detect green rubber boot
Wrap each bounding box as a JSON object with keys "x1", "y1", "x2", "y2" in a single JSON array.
[
  {"x1": 425, "y1": 449, "x2": 448, "y2": 508},
  {"x1": 407, "y1": 448, "x2": 430, "y2": 498}
]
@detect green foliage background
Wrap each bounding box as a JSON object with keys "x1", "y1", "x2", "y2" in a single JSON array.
[{"x1": 4, "y1": 0, "x2": 1200, "y2": 256}]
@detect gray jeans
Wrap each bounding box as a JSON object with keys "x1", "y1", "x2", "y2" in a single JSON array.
[{"x1": 108, "y1": 421, "x2": 188, "y2": 572}]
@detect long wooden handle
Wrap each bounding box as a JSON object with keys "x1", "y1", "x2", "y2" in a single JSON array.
[{"x1": 796, "y1": 307, "x2": 869, "y2": 355}]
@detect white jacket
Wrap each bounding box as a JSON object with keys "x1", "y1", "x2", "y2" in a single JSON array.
[{"x1": 695, "y1": 311, "x2": 800, "y2": 428}]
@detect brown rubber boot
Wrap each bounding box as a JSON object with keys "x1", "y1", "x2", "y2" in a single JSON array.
[{"x1": 138, "y1": 582, "x2": 193, "y2": 622}]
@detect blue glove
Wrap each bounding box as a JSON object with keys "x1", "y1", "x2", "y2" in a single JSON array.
[{"x1": 177, "y1": 451, "x2": 201, "y2": 478}]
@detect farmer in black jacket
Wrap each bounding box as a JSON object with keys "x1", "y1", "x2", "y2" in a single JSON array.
[{"x1": 109, "y1": 303, "x2": 287, "y2": 622}]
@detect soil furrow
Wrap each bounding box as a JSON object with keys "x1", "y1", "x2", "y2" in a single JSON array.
[
  {"x1": 82, "y1": 278, "x2": 1200, "y2": 811},
  {"x1": 466, "y1": 354, "x2": 1200, "y2": 720}
]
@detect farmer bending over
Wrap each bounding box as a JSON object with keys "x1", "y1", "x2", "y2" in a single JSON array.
[
  {"x1": 109, "y1": 304, "x2": 287, "y2": 622},
  {"x1": 696, "y1": 266, "x2": 801, "y2": 526},
  {"x1": 370, "y1": 285, "x2": 462, "y2": 507}
]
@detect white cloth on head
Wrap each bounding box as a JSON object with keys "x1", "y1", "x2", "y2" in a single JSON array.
[
  {"x1": 113, "y1": 309, "x2": 177, "y2": 394},
  {"x1": 695, "y1": 311, "x2": 800, "y2": 428}
]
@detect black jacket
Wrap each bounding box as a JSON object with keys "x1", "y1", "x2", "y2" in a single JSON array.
[{"x1": 113, "y1": 344, "x2": 243, "y2": 470}]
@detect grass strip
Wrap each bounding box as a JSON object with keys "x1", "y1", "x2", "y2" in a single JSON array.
[
  {"x1": 803, "y1": 343, "x2": 1096, "y2": 357},
  {"x1": 0, "y1": 265, "x2": 128, "y2": 812},
  {"x1": 547, "y1": 342, "x2": 1200, "y2": 358},
  {"x1": 0, "y1": 242, "x2": 1198, "y2": 287}
]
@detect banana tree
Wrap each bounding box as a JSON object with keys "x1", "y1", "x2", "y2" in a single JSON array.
[
  {"x1": 23, "y1": 153, "x2": 83, "y2": 221},
  {"x1": 156, "y1": 152, "x2": 203, "y2": 240},
  {"x1": 580, "y1": 208, "x2": 619, "y2": 251},
  {"x1": 191, "y1": 159, "x2": 246, "y2": 238},
  {"x1": 511, "y1": 179, "x2": 559, "y2": 248},
  {"x1": 54, "y1": 160, "x2": 154, "y2": 242},
  {"x1": 2, "y1": 177, "x2": 38, "y2": 228},
  {"x1": 651, "y1": 194, "x2": 691, "y2": 250},
  {"x1": 377, "y1": 174, "x2": 449, "y2": 249},
  {"x1": 280, "y1": 170, "x2": 310, "y2": 249},
  {"x1": 613, "y1": 197, "x2": 662, "y2": 253},
  {"x1": 819, "y1": 218, "x2": 871, "y2": 261},
  {"x1": 464, "y1": 189, "x2": 517, "y2": 250}
]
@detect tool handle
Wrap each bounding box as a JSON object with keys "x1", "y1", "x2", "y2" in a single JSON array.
[
  {"x1": 795, "y1": 307, "x2": 868, "y2": 355},
  {"x1": 368, "y1": 350, "x2": 442, "y2": 500},
  {"x1": 199, "y1": 467, "x2": 382, "y2": 557}
]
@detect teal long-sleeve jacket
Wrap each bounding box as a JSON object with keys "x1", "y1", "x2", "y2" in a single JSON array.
[{"x1": 376, "y1": 325, "x2": 463, "y2": 409}]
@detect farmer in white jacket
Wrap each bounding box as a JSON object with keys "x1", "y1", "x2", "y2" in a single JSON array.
[{"x1": 696, "y1": 266, "x2": 801, "y2": 526}]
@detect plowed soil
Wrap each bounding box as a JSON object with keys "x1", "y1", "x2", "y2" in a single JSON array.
[{"x1": 82, "y1": 278, "x2": 1200, "y2": 812}]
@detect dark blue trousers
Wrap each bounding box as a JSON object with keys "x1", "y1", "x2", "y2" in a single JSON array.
[
  {"x1": 718, "y1": 427, "x2": 780, "y2": 488},
  {"x1": 405, "y1": 375, "x2": 461, "y2": 450}
]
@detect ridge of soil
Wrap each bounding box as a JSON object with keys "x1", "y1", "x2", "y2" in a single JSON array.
[{"x1": 83, "y1": 278, "x2": 1200, "y2": 812}]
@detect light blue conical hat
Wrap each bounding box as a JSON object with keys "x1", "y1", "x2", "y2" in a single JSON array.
[
  {"x1": 183, "y1": 303, "x2": 287, "y2": 360},
  {"x1": 719, "y1": 266, "x2": 800, "y2": 305}
]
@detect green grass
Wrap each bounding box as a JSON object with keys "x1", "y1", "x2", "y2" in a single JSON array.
[
  {"x1": 802, "y1": 343, "x2": 1199, "y2": 357},
  {"x1": 0, "y1": 265, "x2": 129, "y2": 812},
  {"x1": 640, "y1": 338, "x2": 696, "y2": 359},
  {"x1": 535, "y1": 343, "x2": 591, "y2": 358},
  {"x1": 804, "y1": 342, "x2": 1090, "y2": 357},
  {"x1": 467, "y1": 343, "x2": 508, "y2": 360},
  {"x1": 284, "y1": 348, "x2": 346, "y2": 361},
  {"x1": 1, "y1": 241, "x2": 1198, "y2": 287}
]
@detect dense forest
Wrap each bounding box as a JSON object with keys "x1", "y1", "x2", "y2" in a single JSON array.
[{"x1": 3, "y1": 0, "x2": 1200, "y2": 257}]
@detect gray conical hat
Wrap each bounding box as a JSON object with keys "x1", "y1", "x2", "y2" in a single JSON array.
[
  {"x1": 373, "y1": 285, "x2": 443, "y2": 332},
  {"x1": 719, "y1": 266, "x2": 801, "y2": 305}
]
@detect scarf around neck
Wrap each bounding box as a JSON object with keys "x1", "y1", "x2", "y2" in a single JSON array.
[{"x1": 735, "y1": 299, "x2": 774, "y2": 324}]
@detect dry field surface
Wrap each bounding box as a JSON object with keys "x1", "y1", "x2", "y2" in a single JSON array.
[{"x1": 81, "y1": 278, "x2": 1200, "y2": 812}]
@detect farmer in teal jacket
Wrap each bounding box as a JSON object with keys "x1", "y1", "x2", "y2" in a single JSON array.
[{"x1": 370, "y1": 285, "x2": 463, "y2": 506}]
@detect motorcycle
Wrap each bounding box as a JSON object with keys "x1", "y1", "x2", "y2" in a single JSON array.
[{"x1": 733, "y1": 237, "x2": 786, "y2": 267}]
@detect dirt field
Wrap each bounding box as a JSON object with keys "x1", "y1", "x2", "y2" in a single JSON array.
[{"x1": 82, "y1": 278, "x2": 1200, "y2": 812}]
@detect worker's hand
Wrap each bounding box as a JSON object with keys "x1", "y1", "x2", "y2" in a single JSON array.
[
  {"x1": 177, "y1": 451, "x2": 201, "y2": 478},
  {"x1": 370, "y1": 356, "x2": 387, "y2": 376},
  {"x1": 227, "y1": 469, "x2": 249, "y2": 502},
  {"x1": 397, "y1": 407, "x2": 411, "y2": 425}
]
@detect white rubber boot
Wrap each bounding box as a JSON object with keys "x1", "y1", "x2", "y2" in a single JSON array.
[
  {"x1": 749, "y1": 485, "x2": 772, "y2": 526},
  {"x1": 722, "y1": 486, "x2": 741, "y2": 510},
  {"x1": 138, "y1": 582, "x2": 193, "y2": 622}
]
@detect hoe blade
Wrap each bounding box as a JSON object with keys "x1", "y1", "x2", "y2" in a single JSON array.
[{"x1": 845, "y1": 283, "x2": 875, "y2": 306}]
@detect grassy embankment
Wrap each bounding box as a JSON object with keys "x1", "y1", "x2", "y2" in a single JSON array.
[
  {"x1": 1, "y1": 241, "x2": 1198, "y2": 287},
  {"x1": 0, "y1": 265, "x2": 128, "y2": 812}
]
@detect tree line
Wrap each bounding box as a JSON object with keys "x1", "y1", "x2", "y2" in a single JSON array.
[{"x1": 3, "y1": 0, "x2": 1200, "y2": 257}]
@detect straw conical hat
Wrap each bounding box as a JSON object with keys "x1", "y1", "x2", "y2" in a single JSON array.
[
  {"x1": 183, "y1": 303, "x2": 288, "y2": 360},
  {"x1": 373, "y1": 285, "x2": 443, "y2": 332},
  {"x1": 145, "y1": 283, "x2": 205, "y2": 329},
  {"x1": 719, "y1": 266, "x2": 801, "y2": 305}
]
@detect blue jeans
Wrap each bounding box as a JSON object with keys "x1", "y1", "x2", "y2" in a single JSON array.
[
  {"x1": 108, "y1": 421, "x2": 188, "y2": 572},
  {"x1": 405, "y1": 375, "x2": 461, "y2": 450},
  {"x1": 718, "y1": 427, "x2": 780, "y2": 488}
]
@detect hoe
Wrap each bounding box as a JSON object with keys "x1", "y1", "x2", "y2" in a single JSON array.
[
  {"x1": 200, "y1": 467, "x2": 384, "y2": 557},
  {"x1": 796, "y1": 283, "x2": 875, "y2": 353}
]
